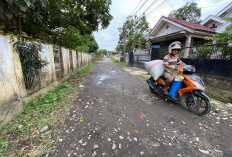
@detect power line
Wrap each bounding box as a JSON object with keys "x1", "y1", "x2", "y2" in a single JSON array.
[
  {"x1": 147, "y1": 14, "x2": 169, "y2": 18},
  {"x1": 130, "y1": 0, "x2": 144, "y2": 15},
  {"x1": 201, "y1": 3, "x2": 231, "y2": 8},
  {"x1": 141, "y1": 0, "x2": 159, "y2": 15},
  {"x1": 145, "y1": 0, "x2": 169, "y2": 16},
  {"x1": 146, "y1": 2, "x2": 231, "y2": 18},
  {"x1": 133, "y1": 0, "x2": 149, "y2": 16}
]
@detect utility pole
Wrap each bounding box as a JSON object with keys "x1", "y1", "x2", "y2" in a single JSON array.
[{"x1": 122, "y1": 23, "x2": 127, "y2": 62}]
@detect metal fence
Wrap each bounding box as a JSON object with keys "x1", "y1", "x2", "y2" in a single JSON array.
[
  {"x1": 183, "y1": 40, "x2": 231, "y2": 60},
  {"x1": 127, "y1": 42, "x2": 232, "y2": 79},
  {"x1": 133, "y1": 49, "x2": 150, "y2": 62},
  {"x1": 128, "y1": 49, "x2": 150, "y2": 69},
  {"x1": 181, "y1": 59, "x2": 232, "y2": 79}
]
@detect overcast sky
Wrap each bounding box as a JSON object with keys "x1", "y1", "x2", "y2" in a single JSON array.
[{"x1": 93, "y1": 0, "x2": 231, "y2": 51}]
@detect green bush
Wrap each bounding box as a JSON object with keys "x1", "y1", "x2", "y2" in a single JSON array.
[{"x1": 191, "y1": 43, "x2": 213, "y2": 59}]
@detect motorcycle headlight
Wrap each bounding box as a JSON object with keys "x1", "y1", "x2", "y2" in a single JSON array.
[
  {"x1": 188, "y1": 75, "x2": 205, "y2": 91},
  {"x1": 194, "y1": 81, "x2": 205, "y2": 91}
]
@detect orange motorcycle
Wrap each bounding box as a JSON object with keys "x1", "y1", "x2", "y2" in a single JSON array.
[{"x1": 146, "y1": 65, "x2": 211, "y2": 116}]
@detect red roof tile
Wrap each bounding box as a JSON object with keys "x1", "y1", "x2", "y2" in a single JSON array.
[{"x1": 163, "y1": 16, "x2": 215, "y2": 33}]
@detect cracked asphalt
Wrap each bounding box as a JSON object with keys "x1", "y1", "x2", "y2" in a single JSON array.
[{"x1": 53, "y1": 58, "x2": 232, "y2": 157}]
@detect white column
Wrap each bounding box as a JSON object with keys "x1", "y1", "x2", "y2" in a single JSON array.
[{"x1": 184, "y1": 35, "x2": 192, "y2": 58}]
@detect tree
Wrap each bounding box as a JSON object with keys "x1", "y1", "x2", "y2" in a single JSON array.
[
  {"x1": 0, "y1": 0, "x2": 111, "y2": 53},
  {"x1": 169, "y1": 2, "x2": 201, "y2": 23},
  {"x1": 46, "y1": 0, "x2": 113, "y2": 35},
  {"x1": 98, "y1": 49, "x2": 108, "y2": 56},
  {"x1": 0, "y1": 0, "x2": 49, "y2": 34},
  {"x1": 85, "y1": 34, "x2": 99, "y2": 53},
  {"x1": 108, "y1": 51, "x2": 118, "y2": 55},
  {"x1": 126, "y1": 33, "x2": 147, "y2": 52},
  {"x1": 60, "y1": 27, "x2": 98, "y2": 53},
  {"x1": 116, "y1": 14, "x2": 149, "y2": 52}
]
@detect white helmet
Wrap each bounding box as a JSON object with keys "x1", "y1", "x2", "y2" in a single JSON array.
[{"x1": 168, "y1": 41, "x2": 182, "y2": 53}]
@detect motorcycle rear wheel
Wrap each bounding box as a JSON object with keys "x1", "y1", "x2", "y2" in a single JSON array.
[{"x1": 186, "y1": 93, "x2": 211, "y2": 116}]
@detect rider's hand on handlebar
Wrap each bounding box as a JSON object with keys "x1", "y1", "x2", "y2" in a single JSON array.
[{"x1": 177, "y1": 65, "x2": 183, "y2": 74}]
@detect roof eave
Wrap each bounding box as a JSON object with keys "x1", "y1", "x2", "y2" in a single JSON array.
[
  {"x1": 149, "y1": 30, "x2": 215, "y2": 43},
  {"x1": 216, "y1": 2, "x2": 232, "y2": 17},
  {"x1": 201, "y1": 15, "x2": 225, "y2": 25},
  {"x1": 149, "y1": 17, "x2": 194, "y2": 37},
  {"x1": 193, "y1": 30, "x2": 216, "y2": 36},
  {"x1": 149, "y1": 31, "x2": 187, "y2": 43},
  {"x1": 149, "y1": 16, "x2": 165, "y2": 36}
]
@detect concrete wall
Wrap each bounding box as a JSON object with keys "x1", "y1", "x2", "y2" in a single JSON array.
[
  {"x1": 72, "y1": 50, "x2": 77, "y2": 71},
  {"x1": 78, "y1": 52, "x2": 82, "y2": 68},
  {"x1": 199, "y1": 74, "x2": 232, "y2": 103},
  {"x1": 113, "y1": 54, "x2": 121, "y2": 61},
  {"x1": 0, "y1": 34, "x2": 93, "y2": 127},
  {"x1": 0, "y1": 35, "x2": 27, "y2": 106},
  {"x1": 40, "y1": 44, "x2": 56, "y2": 86},
  {"x1": 61, "y1": 47, "x2": 70, "y2": 75},
  {"x1": 83, "y1": 53, "x2": 87, "y2": 65}
]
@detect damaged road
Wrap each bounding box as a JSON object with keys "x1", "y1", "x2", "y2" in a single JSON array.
[{"x1": 53, "y1": 58, "x2": 232, "y2": 157}]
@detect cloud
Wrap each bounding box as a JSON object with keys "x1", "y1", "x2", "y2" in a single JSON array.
[{"x1": 94, "y1": 0, "x2": 231, "y2": 51}]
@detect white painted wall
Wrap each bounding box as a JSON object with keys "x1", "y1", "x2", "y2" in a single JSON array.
[
  {"x1": 0, "y1": 35, "x2": 19, "y2": 105},
  {"x1": 154, "y1": 23, "x2": 182, "y2": 38},
  {"x1": 62, "y1": 48, "x2": 68, "y2": 66},
  {"x1": 222, "y1": 10, "x2": 232, "y2": 18},
  {"x1": 0, "y1": 35, "x2": 93, "y2": 105},
  {"x1": 78, "y1": 52, "x2": 81, "y2": 67},
  {"x1": 217, "y1": 22, "x2": 232, "y2": 33},
  {"x1": 205, "y1": 21, "x2": 223, "y2": 29},
  {"x1": 202, "y1": 5, "x2": 232, "y2": 33},
  {"x1": 41, "y1": 44, "x2": 54, "y2": 83},
  {"x1": 72, "y1": 50, "x2": 77, "y2": 69},
  {"x1": 61, "y1": 47, "x2": 69, "y2": 75},
  {"x1": 0, "y1": 34, "x2": 94, "y2": 127}
]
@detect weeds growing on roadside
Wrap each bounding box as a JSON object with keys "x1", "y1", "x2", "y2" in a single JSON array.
[
  {"x1": 0, "y1": 62, "x2": 97, "y2": 157},
  {"x1": 138, "y1": 75, "x2": 150, "y2": 80},
  {"x1": 211, "y1": 103, "x2": 216, "y2": 110},
  {"x1": 111, "y1": 58, "x2": 128, "y2": 67}
]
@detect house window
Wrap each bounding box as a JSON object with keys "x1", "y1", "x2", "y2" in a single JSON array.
[{"x1": 210, "y1": 24, "x2": 217, "y2": 29}]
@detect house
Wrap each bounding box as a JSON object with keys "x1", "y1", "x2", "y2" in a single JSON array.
[
  {"x1": 201, "y1": 2, "x2": 232, "y2": 33},
  {"x1": 148, "y1": 16, "x2": 215, "y2": 59}
]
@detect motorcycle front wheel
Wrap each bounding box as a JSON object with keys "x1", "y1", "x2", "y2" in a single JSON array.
[{"x1": 186, "y1": 93, "x2": 211, "y2": 116}]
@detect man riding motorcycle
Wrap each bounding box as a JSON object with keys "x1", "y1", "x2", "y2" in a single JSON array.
[
  {"x1": 146, "y1": 41, "x2": 211, "y2": 116},
  {"x1": 163, "y1": 41, "x2": 187, "y2": 95}
]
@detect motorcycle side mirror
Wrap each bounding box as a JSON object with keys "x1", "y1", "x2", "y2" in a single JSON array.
[
  {"x1": 183, "y1": 65, "x2": 196, "y2": 72},
  {"x1": 190, "y1": 65, "x2": 196, "y2": 72}
]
